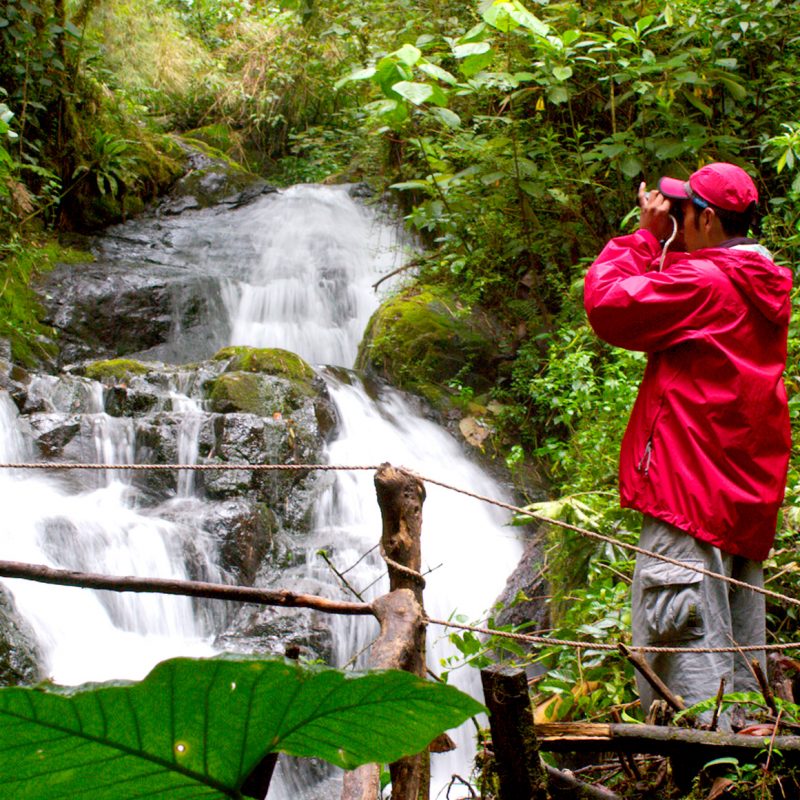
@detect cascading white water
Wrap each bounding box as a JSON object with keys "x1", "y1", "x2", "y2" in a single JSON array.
[
  {"x1": 217, "y1": 185, "x2": 524, "y2": 797},
  {"x1": 0, "y1": 389, "x2": 215, "y2": 685},
  {"x1": 0, "y1": 183, "x2": 523, "y2": 798}
]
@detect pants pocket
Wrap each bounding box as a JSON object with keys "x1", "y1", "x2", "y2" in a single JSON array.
[{"x1": 637, "y1": 559, "x2": 705, "y2": 643}]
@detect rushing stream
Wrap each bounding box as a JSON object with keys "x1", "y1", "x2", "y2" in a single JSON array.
[{"x1": 0, "y1": 184, "x2": 523, "y2": 798}]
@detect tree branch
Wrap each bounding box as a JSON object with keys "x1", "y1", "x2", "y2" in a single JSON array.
[{"x1": 0, "y1": 559, "x2": 373, "y2": 615}]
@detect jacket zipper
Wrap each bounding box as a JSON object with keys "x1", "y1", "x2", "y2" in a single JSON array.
[{"x1": 637, "y1": 438, "x2": 653, "y2": 476}]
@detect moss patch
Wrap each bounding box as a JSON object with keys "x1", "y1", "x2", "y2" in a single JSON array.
[
  {"x1": 356, "y1": 286, "x2": 502, "y2": 409},
  {"x1": 206, "y1": 371, "x2": 309, "y2": 416},
  {"x1": 84, "y1": 358, "x2": 150, "y2": 383},
  {"x1": 0, "y1": 237, "x2": 86, "y2": 367},
  {"x1": 214, "y1": 347, "x2": 315, "y2": 385}
]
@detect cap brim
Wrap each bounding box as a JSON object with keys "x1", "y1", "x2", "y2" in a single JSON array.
[{"x1": 657, "y1": 176, "x2": 689, "y2": 200}]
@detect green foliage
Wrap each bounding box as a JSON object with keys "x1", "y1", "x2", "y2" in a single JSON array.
[
  {"x1": 72, "y1": 132, "x2": 138, "y2": 198},
  {"x1": 0, "y1": 655, "x2": 483, "y2": 798}
]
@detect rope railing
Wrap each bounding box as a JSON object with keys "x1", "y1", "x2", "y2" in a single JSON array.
[{"x1": 0, "y1": 459, "x2": 798, "y2": 656}]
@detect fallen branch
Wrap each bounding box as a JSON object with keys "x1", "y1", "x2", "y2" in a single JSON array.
[
  {"x1": 752, "y1": 657, "x2": 779, "y2": 716},
  {"x1": 0, "y1": 559, "x2": 373, "y2": 615},
  {"x1": 371, "y1": 259, "x2": 423, "y2": 291},
  {"x1": 535, "y1": 722, "x2": 800, "y2": 759}
]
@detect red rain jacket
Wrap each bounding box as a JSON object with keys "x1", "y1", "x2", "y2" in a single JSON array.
[{"x1": 585, "y1": 228, "x2": 792, "y2": 561}]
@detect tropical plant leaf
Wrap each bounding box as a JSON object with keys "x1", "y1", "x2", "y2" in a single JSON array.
[
  {"x1": 392, "y1": 81, "x2": 436, "y2": 106},
  {"x1": 0, "y1": 655, "x2": 484, "y2": 799}
]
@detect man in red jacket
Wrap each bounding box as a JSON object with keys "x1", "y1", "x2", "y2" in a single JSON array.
[{"x1": 584, "y1": 163, "x2": 792, "y2": 723}]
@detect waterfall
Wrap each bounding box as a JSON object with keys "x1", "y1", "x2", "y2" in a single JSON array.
[
  {"x1": 0, "y1": 184, "x2": 523, "y2": 797},
  {"x1": 0, "y1": 390, "x2": 215, "y2": 685}
]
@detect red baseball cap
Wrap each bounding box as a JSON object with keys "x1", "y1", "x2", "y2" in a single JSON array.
[{"x1": 657, "y1": 162, "x2": 758, "y2": 212}]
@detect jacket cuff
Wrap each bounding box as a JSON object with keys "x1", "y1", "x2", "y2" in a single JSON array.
[{"x1": 636, "y1": 228, "x2": 661, "y2": 251}]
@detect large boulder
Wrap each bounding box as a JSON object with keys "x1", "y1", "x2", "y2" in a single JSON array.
[
  {"x1": 37, "y1": 260, "x2": 229, "y2": 367},
  {"x1": 356, "y1": 286, "x2": 505, "y2": 409},
  {"x1": 158, "y1": 137, "x2": 276, "y2": 215}
]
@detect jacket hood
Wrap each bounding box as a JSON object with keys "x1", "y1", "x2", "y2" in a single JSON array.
[{"x1": 698, "y1": 245, "x2": 793, "y2": 325}]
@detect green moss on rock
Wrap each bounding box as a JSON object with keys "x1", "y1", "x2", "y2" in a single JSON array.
[
  {"x1": 206, "y1": 372, "x2": 307, "y2": 416},
  {"x1": 356, "y1": 287, "x2": 501, "y2": 408},
  {"x1": 84, "y1": 358, "x2": 150, "y2": 383},
  {"x1": 214, "y1": 347, "x2": 315, "y2": 385}
]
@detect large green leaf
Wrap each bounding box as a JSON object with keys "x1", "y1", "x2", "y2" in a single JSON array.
[{"x1": 0, "y1": 656, "x2": 484, "y2": 799}]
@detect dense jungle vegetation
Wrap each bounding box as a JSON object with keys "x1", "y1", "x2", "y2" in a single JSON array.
[{"x1": 3, "y1": 0, "x2": 800, "y2": 795}]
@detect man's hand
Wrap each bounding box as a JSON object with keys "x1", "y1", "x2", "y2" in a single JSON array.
[{"x1": 638, "y1": 181, "x2": 675, "y2": 241}]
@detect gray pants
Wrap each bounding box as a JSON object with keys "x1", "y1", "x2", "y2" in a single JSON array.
[{"x1": 631, "y1": 516, "x2": 765, "y2": 725}]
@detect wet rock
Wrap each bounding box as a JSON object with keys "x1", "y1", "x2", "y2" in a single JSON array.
[
  {"x1": 0, "y1": 358, "x2": 31, "y2": 411},
  {"x1": 206, "y1": 372, "x2": 308, "y2": 418},
  {"x1": 84, "y1": 358, "x2": 151, "y2": 384},
  {"x1": 21, "y1": 375, "x2": 97, "y2": 415},
  {"x1": 211, "y1": 347, "x2": 338, "y2": 441},
  {"x1": 28, "y1": 414, "x2": 82, "y2": 458},
  {"x1": 204, "y1": 499, "x2": 281, "y2": 586},
  {"x1": 491, "y1": 530, "x2": 549, "y2": 656},
  {"x1": 159, "y1": 140, "x2": 277, "y2": 214},
  {"x1": 218, "y1": 591, "x2": 334, "y2": 663},
  {"x1": 104, "y1": 385, "x2": 159, "y2": 417},
  {"x1": 37, "y1": 260, "x2": 229, "y2": 367},
  {"x1": 0, "y1": 587, "x2": 44, "y2": 686}
]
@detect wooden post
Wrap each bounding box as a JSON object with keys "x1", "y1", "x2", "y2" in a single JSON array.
[
  {"x1": 342, "y1": 464, "x2": 429, "y2": 800},
  {"x1": 374, "y1": 462, "x2": 426, "y2": 605},
  {"x1": 340, "y1": 591, "x2": 427, "y2": 800},
  {"x1": 480, "y1": 664, "x2": 549, "y2": 800}
]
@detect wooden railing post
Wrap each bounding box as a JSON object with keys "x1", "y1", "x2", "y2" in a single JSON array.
[
  {"x1": 480, "y1": 664, "x2": 549, "y2": 800},
  {"x1": 341, "y1": 464, "x2": 429, "y2": 800}
]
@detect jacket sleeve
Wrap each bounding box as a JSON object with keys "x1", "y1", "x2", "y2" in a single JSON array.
[{"x1": 584, "y1": 229, "x2": 726, "y2": 352}]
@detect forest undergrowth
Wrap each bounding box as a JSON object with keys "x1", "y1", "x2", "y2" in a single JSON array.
[{"x1": 2, "y1": 1, "x2": 800, "y2": 796}]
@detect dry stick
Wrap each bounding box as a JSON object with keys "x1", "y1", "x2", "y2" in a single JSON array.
[
  {"x1": 709, "y1": 677, "x2": 727, "y2": 732},
  {"x1": 618, "y1": 643, "x2": 686, "y2": 712},
  {"x1": 0, "y1": 559, "x2": 373, "y2": 615},
  {"x1": 2, "y1": 555, "x2": 794, "y2": 658},
  {"x1": 339, "y1": 543, "x2": 379, "y2": 576},
  {"x1": 610, "y1": 707, "x2": 641, "y2": 781},
  {"x1": 543, "y1": 764, "x2": 622, "y2": 800},
  {"x1": 371, "y1": 258, "x2": 424, "y2": 291},
  {"x1": 764, "y1": 708, "x2": 784, "y2": 779},
  {"x1": 752, "y1": 657, "x2": 779, "y2": 716},
  {"x1": 317, "y1": 550, "x2": 366, "y2": 602}
]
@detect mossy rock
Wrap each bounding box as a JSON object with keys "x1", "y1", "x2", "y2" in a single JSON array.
[
  {"x1": 84, "y1": 358, "x2": 150, "y2": 383},
  {"x1": 206, "y1": 372, "x2": 308, "y2": 417},
  {"x1": 183, "y1": 126, "x2": 239, "y2": 156},
  {"x1": 356, "y1": 287, "x2": 502, "y2": 408},
  {"x1": 214, "y1": 347, "x2": 316, "y2": 385}
]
